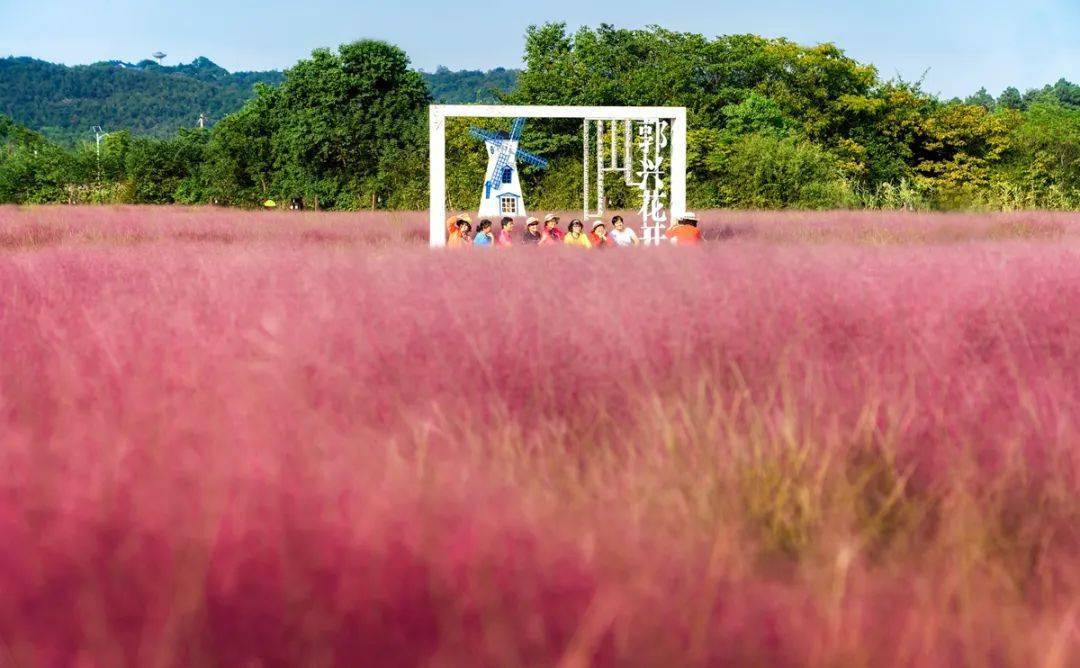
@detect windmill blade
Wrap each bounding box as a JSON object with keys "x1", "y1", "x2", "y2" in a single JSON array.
[
  {"x1": 469, "y1": 127, "x2": 503, "y2": 143},
  {"x1": 509, "y1": 117, "x2": 525, "y2": 142},
  {"x1": 491, "y1": 152, "x2": 511, "y2": 185},
  {"x1": 515, "y1": 149, "x2": 549, "y2": 170}
]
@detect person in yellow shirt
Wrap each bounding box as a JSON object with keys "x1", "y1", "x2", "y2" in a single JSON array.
[{"x1": 563, "y1": 219, "x2": 593, "y2": 248}]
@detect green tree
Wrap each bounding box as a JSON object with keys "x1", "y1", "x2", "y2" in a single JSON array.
[
  {"x1": 990, "y1": 101, "x2": 1080, "y2": 208},
  {"x1": 719, "y1": 93, "x2": 792, "y2": 139},
  {"x1": 998, "y1": 87, "x2": 1024, "y2": 110},
  {"x1": 124, "y1": 129, "x2": 208, "y2": 203},
  {"x1": 264, "y1": 40, "x2": 430, "y2": 209},
  {"x1": 964, "y1": 87, "x2": 996, "y2": 110},
  {"x1": 200, "y1": 86, "x2": 278, "y2": 206},
  {"x1": 914, "y1": 103, "x2": 1015, "y2": 206},
  {"x1": 0, "y1": 117, "x2": 79, "y2": 203}
]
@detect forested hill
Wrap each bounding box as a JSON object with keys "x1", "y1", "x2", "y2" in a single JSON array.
[
  {"x1": 0, "y1": 57, "x2": 284, "y2": 143},
  {"x1": 0, "y1": 56, "x2": 519, "y2": 143},
  {"x1": 420, "y1": 67, "x2": 519, "y2": 103}
]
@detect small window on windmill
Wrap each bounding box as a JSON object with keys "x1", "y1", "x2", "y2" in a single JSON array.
[
  {"x1": 500, "y1": 196, "x2": 517, "y2": 214},
  {"x1": 502, "y1": 167, "x2": 513, "y2": 184}
]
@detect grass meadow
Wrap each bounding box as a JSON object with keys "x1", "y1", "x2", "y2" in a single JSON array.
[{"x1": 1, "y1": 205, "x2": 1078, "y2": 666}]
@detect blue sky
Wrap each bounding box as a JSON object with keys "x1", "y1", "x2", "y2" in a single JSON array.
[{"x1": 1, "y1": 0, "x2": 1076, "y2": 98}]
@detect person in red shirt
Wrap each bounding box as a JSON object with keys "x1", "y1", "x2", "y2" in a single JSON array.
[
  {"x1": 588, "y1": 220, "x2": 609, "y2": 248},
  {"x1": 665, "y1": 212, "x2": 703, "y2": 246}
]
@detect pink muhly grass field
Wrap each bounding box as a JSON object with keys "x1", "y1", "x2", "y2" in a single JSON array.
[{"x1": 0, "y1": 205, "x2": 1078, "y2": 666}]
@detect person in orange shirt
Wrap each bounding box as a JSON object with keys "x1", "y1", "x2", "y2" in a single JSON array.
[
  {"x1": 665, "y1": 212, "x2": 703, "y2": 246},
  {"x1": 446, "y1": 214, "x2": 472, "y2": 248}
]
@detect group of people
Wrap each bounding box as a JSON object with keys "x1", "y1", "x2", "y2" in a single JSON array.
[{"x1": 445, "y1": 212, "x2": 703, "y2": 248}]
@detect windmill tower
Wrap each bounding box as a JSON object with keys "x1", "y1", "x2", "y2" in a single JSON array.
[
  {"x1": 91, "y1": 125, "x2": 108, "y2": 181},
  {"x1": 469, "y1": 117, "x2": 548, "y2": 217}
]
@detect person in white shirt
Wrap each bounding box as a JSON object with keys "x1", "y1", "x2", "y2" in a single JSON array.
[{"x1": 608, "y1": 215, "x2": 640, "y2": 247}]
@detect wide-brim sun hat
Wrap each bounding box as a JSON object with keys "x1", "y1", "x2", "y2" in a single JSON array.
[
  {"x1": 678, "y1": 212, "x2": 698, "y2": 223},
  {"x1": 543, "y1": 213, "x2": 560, "y2": 223},
  {"x1": 590, "y1": 220, "x2": 605, "y2": 231}
]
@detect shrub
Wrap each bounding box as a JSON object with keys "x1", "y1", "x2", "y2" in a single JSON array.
[{"x1": 707, "y1": 132, "x2": 853, "y2": 208}]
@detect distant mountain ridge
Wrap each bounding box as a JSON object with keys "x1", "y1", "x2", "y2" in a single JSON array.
[
  {"x1": 0, "y1": 56, "x2": 284, "y2": 142},
  {"x1": 421, "y1": 66, "x2": 519, "y2": 103},
  {"x1": 0, "y1": 56, "x2": 520, "y2": 144}
]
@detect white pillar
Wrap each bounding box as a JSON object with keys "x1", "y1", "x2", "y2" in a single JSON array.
[
  {"x1": 670, "y1": 108, "x2": 687, "y2": 220},
  {"x1": 429, "y1": 106, "x2": 446, "y2": 247},
  {"x1": 582, "y1": 119, "x2": 590, "y2": 221}
]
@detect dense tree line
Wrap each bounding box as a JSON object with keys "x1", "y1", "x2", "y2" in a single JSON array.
[
  {"x1": 500, "y1": 25, "x2": 1080, "y2": 210},
  {"x1": 2, "y1": 26, "x2": 1078, "y2": 210},
  {"x1": 963, "y1": 80, "x2": 1080, "y2": 112}
]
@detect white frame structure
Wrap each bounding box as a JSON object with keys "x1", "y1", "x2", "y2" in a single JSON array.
[{"x1": 429, "y1": 105, "x2": 687, "y2": 247}]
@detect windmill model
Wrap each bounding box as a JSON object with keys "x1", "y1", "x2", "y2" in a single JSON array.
[{"x1": 469, "y1": 118, "x2": 548, "y2": 217}]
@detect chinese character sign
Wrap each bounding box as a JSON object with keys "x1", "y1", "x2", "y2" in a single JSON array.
[{"x1": 636, "y1": 120, "x2": 669, "y2": 246}]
